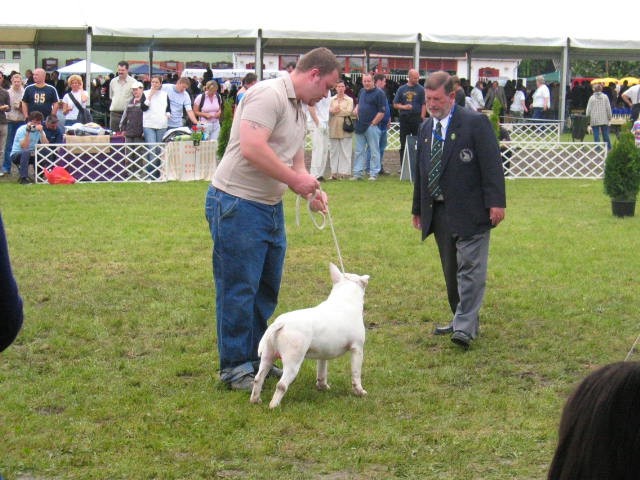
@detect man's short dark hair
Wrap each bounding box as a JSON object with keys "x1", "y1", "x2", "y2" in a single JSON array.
[
  {"x1": 45, "y1": 115, "x2": 59, "y2": 124},
  {"x1": 296, "y1": 48, "x2": 340, "y2": 77},
  {"x1": 28, "y1": 111, "x2": 43, "y2": 122},
  {"x1": 117, "y1": 61, "x2": 129, "y2": 70},
  {"x1": 425, "y1": 71, "x2": 454, "y2": 94},
  {"x1": 373, "y1": 73, "x2": 386, "y2": 83},
  {"x1": 242, "y1": 73, "x2": 257, "y2": 86}
]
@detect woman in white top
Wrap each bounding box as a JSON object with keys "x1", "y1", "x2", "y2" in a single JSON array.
[
  {"x1": 531, "y1": 75, "x2": 550, "y2": 120},
  {"x1": 61, "y1": 74, "x2": 89, "y2": 126},
  {"x1": 509, "y1": 85, "x2": 528, "y2": 122},
  {"x1": 193, "y1": 80, "x2": 222, "y2": 141},
  {"x1": 142, "y1": 75, "x2": 169, "y2": 143}
]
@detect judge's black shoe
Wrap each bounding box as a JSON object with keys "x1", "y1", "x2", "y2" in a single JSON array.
[
  {"x1": 451, "y1": 331, "x2": 472, "y2": 350},
  {"x1": 433, "y1": 324, "x2": 454, "y2": 336}
]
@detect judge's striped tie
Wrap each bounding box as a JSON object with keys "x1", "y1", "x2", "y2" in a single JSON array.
[{"x1": 427, "y1": 121, "x2": 443, "y2": 198}]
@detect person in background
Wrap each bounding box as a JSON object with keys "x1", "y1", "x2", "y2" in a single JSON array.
[
  {"x1": 42, "y1": 115, "x2": 64, "y2": 144},
  {"x1": 235, "y1": 73, "x2": 258, "y2": 104},
  {"x1": 308, "y1": 89, "x2": 332, "y2": 180},
  {"x1": 109, "y1": 61, "x2": 137, "y2": 131},
  {"x1": 0, "y1": 84, "x2": 9, "y2": 175},
  {"x1": 452, "y1": 75, "x2": 466, "y2": 107},
  {"x1": 621, "y1": 81, "x2": 640, "y2": 121},
  {"x1": 352, "y1": 73, "x2": 386, "y2": 181},
  {"x1": 142, "y1": 76, "x2": 169, "y2": 179},
  {"x1": 0, "y1": 72, "x2": 8, "y2": 89},
  {"x1": 412, "y1": 71, "x2": 506, "y2": 350},
  {"x1": 10, "y1": 111, "x2": 49, "y2": 184},
  {"x1": 61, "y1": 74, "x2": 89, "y2": 126},
  {"x1": 585, "y1": 83, "x2": 612, "y2": 150},
  {"x1": 193, "y1": 80, "x2": 223, "y2": 141},
  {"x1": 547, "y1": 362, "x2": 640, "y2": 480},
  {"x1": 205, "y1": 47, "x2": 337, "y2": 391},
  {"x1": 509, "y1": 83, "x2": 528, "y2": 121},
  {"x1": 0, "y1": 212, "x2": 23, "y2": 353},
  {"x1": 120, "y1": 82, "x2": 145, "y2": 143},
  {"x1": 366, "y1": 73, "x2": 390, "y2": 176},
  {"x1": 142, "y1": 75, "x2": 169, "y2": 142},
  {"x1": 470, "y1": 80, "x2": 485, "y2": 111},
  {"x1": 2, "y1": 74, "x2": 25, "y2": 176},
  {"x1": 393, "y1": 69, "x2": 426, "y2": 169},
  {"x1": 21, "y1": 68, "x2": 59, "y2": 119},
  {"x1": 328, "y1": 79, "x2": 354, "y2": 179},
  {"x1": 161, "y1": 77, "x2": 198, "y2": 129},
  {"x1": 531, "y1": 75, "x2": 551, "y2": 120}
]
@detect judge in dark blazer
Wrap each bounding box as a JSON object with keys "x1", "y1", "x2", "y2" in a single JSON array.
[{"x1": 411, "y1": 71, "x2": 506, "y2": 350}]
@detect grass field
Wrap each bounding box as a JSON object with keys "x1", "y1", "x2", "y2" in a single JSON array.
[{"x1": 1, "y1": 177, "x2": 638, "y2": 479}]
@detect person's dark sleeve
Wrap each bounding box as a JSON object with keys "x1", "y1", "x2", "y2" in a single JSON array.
[{"x1": 0, "y1": 213, "x2": 24, "y2": 352}]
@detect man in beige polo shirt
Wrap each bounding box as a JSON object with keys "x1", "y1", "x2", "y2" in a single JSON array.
[
  {"x1": 109, "y1": 61, "x2": 137, "y2": 132},
  {"x1": 205, "y1": 47, "x2": 339, "y2": 391}
]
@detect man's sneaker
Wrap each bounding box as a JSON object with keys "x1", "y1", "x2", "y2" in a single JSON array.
[
  {"x1": 18, "y1": 177, "x2": 32, "y2": 185},
  {"x1": 368, "y1": 176, "x2": 377, "y2": 181},
  {"x1": 268, "y1": 366, "x2": 283, "y2": 379},
  {"x1": 229, "y1": 373, "x2": 255, "y2": 391}
]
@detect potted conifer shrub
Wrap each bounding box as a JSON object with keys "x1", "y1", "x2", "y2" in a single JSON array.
[{"x1": 603, "y1": 124, "x2": 640, "y2": 217}]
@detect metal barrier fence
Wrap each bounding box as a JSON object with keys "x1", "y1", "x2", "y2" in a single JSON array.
[
  {"x1": 501, "y1": 121, "x2": 562, "y2": 142},
  {"x1": 305, "y1": 123, "x2": 401, "y2": 151},
  {"x1": 35, "y1": 141, "x2": 218, "y2": 183},
  {"x1": 501, "y1": 141, "x2": 606, "y2": 178}
]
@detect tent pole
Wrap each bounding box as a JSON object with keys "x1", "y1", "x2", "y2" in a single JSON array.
[
  {"x1": 255, "y1": 29, "x2": 263, "y2": 81},
  {"x1": 148, "y1": 43, "x2": 154, "y2": 79},
  {"x1": 414, "y1": 33, "x2": 421, "y2": 71},
  {"x1": 86, "y1": 27, "x2": 92, "y2": 107},
  {"x1": 560, "y1": 38, "x2": 569, "y2": 131}
]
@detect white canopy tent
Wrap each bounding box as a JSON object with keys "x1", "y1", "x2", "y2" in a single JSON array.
[
  {"x1": 3, "y1": 4, "x2": 640, "y2": 125},
  {"x1": 57, "y1": 59, "x2": 112, "y2": 75}
]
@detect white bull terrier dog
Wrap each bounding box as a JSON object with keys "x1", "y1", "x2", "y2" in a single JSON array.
[{"x1": 250, "y1": 263, "x2": 369, "y2": 409}]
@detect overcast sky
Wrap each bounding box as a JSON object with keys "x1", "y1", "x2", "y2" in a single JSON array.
[{"x1": 4, "y1": 0, "x2": 636, "y2": 41}]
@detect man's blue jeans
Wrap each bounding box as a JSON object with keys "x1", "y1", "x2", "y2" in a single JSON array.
[
  {"x1": 205, "y1": 185, "x2": 286, "y2": 382},
  {"x1": 11, "y1": 150, "x2": 34, "y2": 178},
  {"x1": 592, "y1": 125, "x2": 611, "y2": 150},
  {"x1": 3, "y1": 121, "x2": 25, "y2": 173},
  {"x1": 353, "y1": 126, "x2": 381, "y2": 178},
  {"x1": 366, "y1": 127, "x2": 387, "y2": 173}
]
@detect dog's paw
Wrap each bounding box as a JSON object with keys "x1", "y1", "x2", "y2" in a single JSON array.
[
  {"x1": 316, "y1": 382, "x2": 331, "y2": 391},
  {"x1": 353, "y1": 386, "x2": 367, "y2": 397},
  {"x1": 249, "y1": 395, "x2": 262, "y2": 404}
]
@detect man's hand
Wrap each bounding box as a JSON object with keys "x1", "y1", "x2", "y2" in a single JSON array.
[
  {"x1": 490, "y1": 207, "x2": 505, "y2": 226},
  {"x1": 290, "y1": 172, "x2": 319, "y2": 198},
  {"x1": 412, "y1": 215, "x2": 421, "y2": 230},
  {"x1": 307, "y1": 190, "x2": 328, "y2": 213}
]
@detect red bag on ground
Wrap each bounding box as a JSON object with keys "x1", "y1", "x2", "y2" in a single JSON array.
[{"x1": 43, "y1": 166, "x2": 76, "y2": 185}]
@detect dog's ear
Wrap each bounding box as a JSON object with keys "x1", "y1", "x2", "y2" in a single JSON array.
[
  {"x1": 359, "y1": 275, "x2": 370, "y2": 288},
  {"x1": 329, "y1": 262, "x2": 343, "y2": 284}
]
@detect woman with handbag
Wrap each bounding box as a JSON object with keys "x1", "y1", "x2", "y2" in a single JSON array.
[
  {"x1": 328, "y1": 80, "x2": 354, "y2": 179},
  {"x1": 62, "y1": 75, "x2": 90, "y2": 126}
]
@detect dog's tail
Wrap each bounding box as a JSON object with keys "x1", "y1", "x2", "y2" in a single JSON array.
[{"x1": 257, "y1": 321, "x2": 285, "y2": 358}]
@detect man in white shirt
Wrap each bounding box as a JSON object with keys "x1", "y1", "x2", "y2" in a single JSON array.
[
  {"x1": 470, "y1": 81, "x2": 485, "y2": 111},
  {"x1": 308, "y1": 91, "x2": 331, "y2": 179}
]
